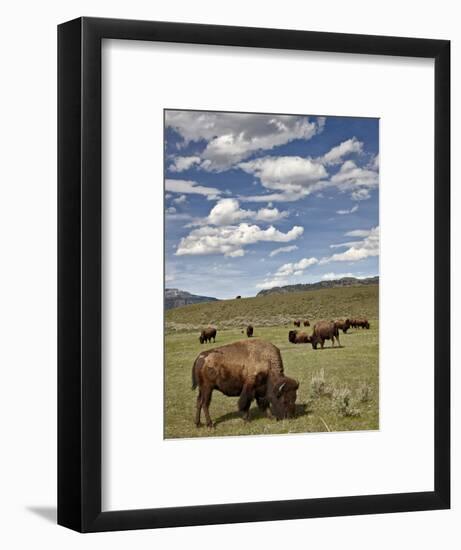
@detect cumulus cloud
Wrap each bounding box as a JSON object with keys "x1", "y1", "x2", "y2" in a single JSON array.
[
  {"x1": 173, "y1": 194, "x2": 187, "y2": 204},
  {"x1": 176, "y1": 223, "x2": 304, "y2": 257},
  {"x1": 190, "y1": 198, "x2": 289, "y2": 226},
  {"x1": 320, "y1": 226, "x2": 379, "y2": 264},
  {"x1": 330, "y1": 160, "x2": 378, "y2": 200},
  {"x1": 336, "y1": 204, "x2": 359, "y2": 215},
  {"x1": 239, "y1": 156, "x2": 328, "y2": 200},
  {"x1": 320, "y1": 137, "x2": 363, "y2": 166},
  {"x1": 239, "y1": 145, "x2": 377, "y2": 203},
  {"x1": 168, "y1": 156, "x2": 202, "y2": 172},
  {"x1": 269, "y1": 245, "x2": 298, "y2": 257},
  {"x1": 256, "y1": 256, "x2": 318, "y2": 289},
  {"x1": 165, "y1": 179, "x2": 221, "y2": 200},
  {"x1": 165, "y1": 111, "x2": 325, "y2": 171}
]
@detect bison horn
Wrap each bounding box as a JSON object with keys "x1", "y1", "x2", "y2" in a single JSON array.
[{"x1": 277, "y1": 381, "x2": 286, "y2": 395}]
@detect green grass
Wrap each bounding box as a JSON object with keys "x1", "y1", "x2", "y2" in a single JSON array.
[
  {"x1": 164, "y1": 285, "x2": 379, "y2": 439},
  {"x1": 166, "y1": 284, "x2": 379, "y2": 331}
]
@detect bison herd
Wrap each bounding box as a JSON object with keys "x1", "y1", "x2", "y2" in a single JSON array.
[{"x1": 192, "y1": 316, "x2": 370, "y2": 428}]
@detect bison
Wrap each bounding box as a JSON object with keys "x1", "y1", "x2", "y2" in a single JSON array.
[
  {"x1": 293, "y1": 320, "x2": 301, "y2": 327},
  {"x1": 303, "y1": 320, "x2": 310, "y2": 327},
  {"x1": 311, "y1": 320, "x2": 341, "y2": 349},
  {"x1": 199, "y1": 326, "x2": 217, "y2": 344},
  {"x1": 355, "y1": 317, "x2": 370, "y2": 329},
  {"x1": 236, "y1": 295, "x2": 241, "y2": 299},
  {"x1": 334, "y1": 318, "x2": 351, "y2": 333},
  {"x1": 246, "y1": 325, "x2": 254, "y2": 338},
  {"x1": 191, "y1": 339, "x2": 299, "y2": 427},
  {"x1": 288, "y1": 330, "x2": 311, "y2": 344}
]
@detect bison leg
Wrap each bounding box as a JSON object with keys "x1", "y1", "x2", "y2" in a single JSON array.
[
  {"x1": 195, "y1": 391, "x2": 203, "y2": 427},
  {"x1": 256, "y1": 396, "x2": 272, "y2": 418},
  {"x1": 238, "y1": 382, "x2": 255, "y2": 421},
  {"x1": 320, "y1": 339, "x2": 325, "y2": 349},
  {"x1": 201, "y1": 387, "x2": 214, "y2": 428}
]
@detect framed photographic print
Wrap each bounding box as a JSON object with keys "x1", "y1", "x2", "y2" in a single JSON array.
[{"x1": 58, "y1": 17, "x2": 450, "y2": 532}]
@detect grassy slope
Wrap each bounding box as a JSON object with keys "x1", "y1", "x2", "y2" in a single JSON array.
[
  {"x1": 165, "y1": 284, "x2": 379, "y2": 331},
  {"x1": 164, "y1": 285, "x2": 379, "y2": 439}
]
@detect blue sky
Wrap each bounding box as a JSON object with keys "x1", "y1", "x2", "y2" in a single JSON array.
[{"x1": 164, "y1": 110, "x2": 379, "y2": 299}]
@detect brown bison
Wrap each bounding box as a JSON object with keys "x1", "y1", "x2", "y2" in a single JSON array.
[
  {"x1": 199, "y1": 326, "x2": 217, "y2": 344},
  {"x1": 246, "y1": 325, "x2": 254, "y2": 338},
  {"x1": 334, "y1": 318, "x2": 351, "y2": 333},
  {"x1": 191, "y1": 339, "x2": 299, "y2": 427},
  {"x1": 311, "y1": 320, "x2": 341, "y2": 349},
  {"x1": 356, "y1": 317, "x2": 370, "y2": 329},
  {"x1": 303, "y1": 320, "x2": 310, "y2": 327},
  {"x1": 236, "y1": 295, "x2": 241, "y2": 299},
  {"x1": 288, "y1": 330, "x2": 311, "y2": 344},
  {"x1": 293, "y1": 320, "x2": 301, "y2": 327}
]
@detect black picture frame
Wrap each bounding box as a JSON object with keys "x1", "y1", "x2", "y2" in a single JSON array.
[{"x1": 58, "y1": 16, "x2": 450, "y2": 533}]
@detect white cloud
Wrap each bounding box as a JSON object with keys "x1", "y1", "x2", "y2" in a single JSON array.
[
  {"x1": 321, "y1": 272, "x2": 375, "y2": 280},
  {"x1": 257, "y1": 256, "x2": 318, "y2": 289},
  {"x1": 345, "y1": 229, "x2": 372, "y2": 237},
  {"x1": 239, "y1": 143, "x2": 377, "y2": 203},
  {"x1": 320, "y1": 226, "x2": 379, "y2": 264},
  {"x1": 190, "y1": 198, "x2": 289, "y2": 226},
  {"x1": 336, "y1": 204, "x2": 359, "y2": 215},
  {"x1": 168, "y1": 156, "x2": 201, "y2": 172},
  {"x1": 173, "y1": 194, "x2": 187, "y2": 204},
  {"x1": 269, "y1": 245, "x2": 298, "y2": 257},
  {"x1": 320, "y1": 137, "x2": 363, "y2": 165},
  {"x1": 239, "y1": 156, "x2": 328, "y2": 200},
  {"x1": 166, "y1": 206, "x2": 176, "y2": 214},
  {"x1": 330, "y1": 160, "x2": 378, "y2": 200},
  {"x1": 165, "y1": 111, "x2": 325, "y2": 171},
  {"x1": 176, "y1": 223, "x2": 304, "y2": 257},
  {"x1": 165, "y1": 179, "x2": 221, "y2": 200}
]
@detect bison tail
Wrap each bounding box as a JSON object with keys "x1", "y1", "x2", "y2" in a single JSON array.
[{"x1": 191, "y1": 362, "x2": 198, "y2": 390}]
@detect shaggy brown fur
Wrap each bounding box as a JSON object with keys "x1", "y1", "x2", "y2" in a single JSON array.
[
  {"x1": 354, "y1": 317, "x2": 370, "y2": 329},
  {"x1": 303, "y1": 320, "x2": 310, "y2": 327},
  {"x1": 191, "y1": 339, "x2": 298, "y2": 427},
  {"x1": 199, "y1": 326, "x2": 217, "y2": 344},
  {"x1": 293, "y1": 320, "x2": 301, "y2": 327},
  {"x1": 246, "y1": 325, "x2": 254, "y2": 338},
  {"x1": 334, "y1": 318, "x2": 351, "y2": 333},
  {"x1": 311, "y1": 320, "x2": 340, "y2": 349},
  {"x1": 288, "y1": 330, "x2": 311, "y2": 344}
]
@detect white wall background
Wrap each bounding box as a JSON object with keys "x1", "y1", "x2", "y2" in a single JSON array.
[{"x1": 0, "y1": 1, "x2": 457, "y2": 548}]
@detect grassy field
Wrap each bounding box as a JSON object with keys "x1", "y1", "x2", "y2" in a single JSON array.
[{"x1": 164, "y1": 285, "x2": 379, "y2": 439}]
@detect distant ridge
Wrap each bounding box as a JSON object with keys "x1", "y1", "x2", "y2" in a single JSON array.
[
  {"x1": 256, "y1": 276, "x2": 379, "y2": 297},
  {"x1": 165, "y1": 288, "x2": 219, "y2": 310}
]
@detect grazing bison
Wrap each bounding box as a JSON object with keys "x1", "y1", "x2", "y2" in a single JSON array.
[
  {"x1": 192, "y1": 339, "x2": 299, "y2": 427},
  {"x1": 288, "y1": 330, "x2": 311, "y2": 344},
  {"x1": 334, "y1": 318, "x2": 351, "y2": 333},
  {"x1": 303, "y1": 320, "x2": 310, "y2": 327},
  {"x1": 293, "y1": 320, "x2": 301, "y2": 327},
  {"x1": 236, "y1": 295, "x2": 241, "y2": 299},
  {"x1": 199, "y1": 326, "x2": 217, "y2": 344},
  {"x1": 246, "y1": 325, "x2": 254, "y2": 338},
  {"x1": 311, "y1": 320, "x2": 340, "y2": 349},
  {"x1": 356, "y1": 317, "x2": 370, "y2": 329}
]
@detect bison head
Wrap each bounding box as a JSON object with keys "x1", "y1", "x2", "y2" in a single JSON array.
[
  {"x1": 269, "y1": 376, "x2": 299, "y2": 419},
  {"x1": 199, "y1": 335, "x2": 204, "y2": 344},
  {"x1": 288, "y1": 330, "x2": 297, "y2": 343}
]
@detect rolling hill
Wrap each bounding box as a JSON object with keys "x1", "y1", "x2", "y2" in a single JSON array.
[
  {"x1": 165, "y1": 283, "x2": 379, "y2": 332},
  {"x1": 165, "y1": 288, "x2": 218, "y2": 310},
  {"x1": 256, "y1": 276, "x2": 379, "y2": 297}
]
